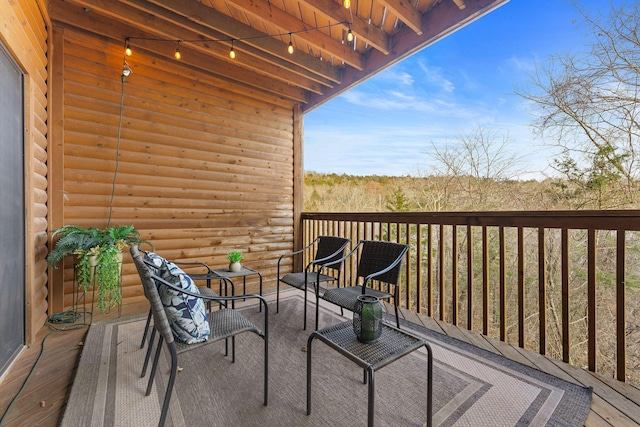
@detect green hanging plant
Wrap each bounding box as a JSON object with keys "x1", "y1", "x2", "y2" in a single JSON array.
[
  {"x1": 48, "y1": 224, "x2": 151, "y2": 313},
  {"x1": 95, "y1": 245, "x2": 123, "y2": 313}
]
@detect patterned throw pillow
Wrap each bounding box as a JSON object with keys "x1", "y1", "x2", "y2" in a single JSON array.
[{"x1": 144, "y1": 252, "x2": 210, "y2": 344}]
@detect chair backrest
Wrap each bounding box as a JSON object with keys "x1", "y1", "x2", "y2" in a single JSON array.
[
  {"x1": 130, "y1": 245, "x2": 175, "y2": 345},
  {"x1": 314, "y1": 236, "x2": 350, "y2": 272},
  {"x1": 356, "y1": 240, "x2": 409, "y2": 285}
]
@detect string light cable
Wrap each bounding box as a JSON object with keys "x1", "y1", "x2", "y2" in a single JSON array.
[
  {"x1": 122, "y1": 21, "x2": 354, "y2": 59},
  {"x1": 107, "y1": 55, "x2": 129, "y2": 228},
  {"x1": 0, "y1": 321, "x2": 86, "y2": 425}
]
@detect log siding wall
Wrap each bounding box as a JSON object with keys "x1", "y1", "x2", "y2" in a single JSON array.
[
  {"x1": 1, "y1": 0, "x2": 49, "y2": 343},
  {"x1": 53, "y1": 26, "x2": 297, "y2": 309}
]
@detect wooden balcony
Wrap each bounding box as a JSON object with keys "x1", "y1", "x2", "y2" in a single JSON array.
[
  {"x1": 2, "y1": 210, "x2": 640, "y2": 425},
  {"x1": 1, "y1": 291, "x2": 639, "y2": 426}
]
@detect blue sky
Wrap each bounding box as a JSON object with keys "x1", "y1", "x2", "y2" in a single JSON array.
[{"x1": 303, "y1": 0, "x2": 610, "y2": 179}]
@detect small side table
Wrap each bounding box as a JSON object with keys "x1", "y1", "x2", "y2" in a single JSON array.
[
  {"x1": 212, "y1": 266, "x2": 263, "y2": 310},
  {"x1": 307, "y1": 321, "x2": 433, "y2": 427}
]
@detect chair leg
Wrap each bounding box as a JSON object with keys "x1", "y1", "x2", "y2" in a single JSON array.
[
  {"x1": 263, "y1": 333, "x2": 269, "y2": 405},
  {"x1": 394, "y1": 302, "x2": 400, "y2": 329},
  {"x1": 146, "y1": 335, "x2": 164, "y2": 396},
  {"x1": 314, "y1": 294, "x2": 319, "y2": 330},
  {"x1": 140, "y1": 310, "x2": 152, "y2": 349},
  {"x1": 141, "y1": 328, "x2": 156, "y2": 378},
  {"x1": 159, "y1": 343, "x2": 178, "y2": 427},
  {"x1": 303, "y1": 284, "x2": 308, "y2": 330},
  {"x1": 276, "y1": 281, "x2": 280, "y2": 313},
  {"x1": 231, "y1": 336, "x2": 236, "y2": 363}
]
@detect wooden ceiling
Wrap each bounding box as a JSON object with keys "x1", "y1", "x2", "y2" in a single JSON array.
[{"x1": 50, "y1": 0, "x2": 508, "y2": 111}]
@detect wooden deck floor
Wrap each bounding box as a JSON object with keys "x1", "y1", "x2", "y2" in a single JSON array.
[{"x1": 1, "y1": 292, "x2": 640, "y2": 426}]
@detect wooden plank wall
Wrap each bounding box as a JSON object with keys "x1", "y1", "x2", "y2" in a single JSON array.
[
  {"x1": 0, "y1": 0, "x2": 49, "y2": 343},
  {"x1": 54, "y1": 26, "x2": 297, "y2": 309}
]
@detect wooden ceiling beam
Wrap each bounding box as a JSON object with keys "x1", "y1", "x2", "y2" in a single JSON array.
[
  {"x1": 147, "y1": 0, "x2": 342, "y2": 83},
  {"x1": 452, "y1": 0, "x2": 467, "y2": 10},
  {"x1": 63, "y1": 0, "x2": 331, "y2": 91},
  {"x1": 221, "y1": 0, "x2": 365, "y2": 70},
  {"x1": 118, "y1": 0, "x2": 337, "y2": 87},
  {"x1": 126, "y1": 41, "x2": 310, "y2": 102},
  {"x1": 378, "y1": 0, "x2": 423, "y2": 35},
  {"x1": 298, "y1": 0, "x2": 390, "y2": 54},
  {"x1": 50, "y1": 0, "x2": 310, "y2": 102}
]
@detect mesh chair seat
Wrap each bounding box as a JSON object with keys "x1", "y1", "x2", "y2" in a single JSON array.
[
  {"x1": 198, "y1": 286, "x2": 218, "y2": 298},
  {"x1": 321, "y1": 286, "x2": 392, "y2": 312},
  {"x1": 175, "y1": 308, "x2": 263, "y2": 353},
  {"x1": 280, "y1": 272, "x2": 337, "y2": 289}
]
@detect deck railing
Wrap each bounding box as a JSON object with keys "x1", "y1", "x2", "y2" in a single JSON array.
[{"x1": 300, "y1": 211, "x2": 640, "y2": 384}]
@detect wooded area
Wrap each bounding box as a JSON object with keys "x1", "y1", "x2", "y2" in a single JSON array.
[{"x1": 304, "y1": 172, "x2": 640, "y2": 384}]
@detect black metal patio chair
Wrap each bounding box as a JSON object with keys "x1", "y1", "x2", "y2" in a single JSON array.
[
  {"x1": 314, "y1": 240, "x2": 409, "y2": 330},
  {"x1": 130, "y1": 245, "x2": 269, "y2": 427},
  {"x1": 276, "y1": 236, "x2": 350, "y2": 329}
]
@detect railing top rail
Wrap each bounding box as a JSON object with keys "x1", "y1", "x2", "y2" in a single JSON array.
[{"x1": 301, "y1": 211, "x2": 640, "y2": 231}]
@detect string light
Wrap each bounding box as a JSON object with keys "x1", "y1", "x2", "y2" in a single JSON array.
[
  {"x1": 123, "y1": 22, "x2": 353, "y2": 62},
  {"x1": 343, "y1": 0, "x2": 351, "y2": 9},
  {"x1": 174, "y1": 41, "x2": 182, "y2": 60},
  {"x1": 287, "y1": 33, "x2": 294, "y2": 54}
]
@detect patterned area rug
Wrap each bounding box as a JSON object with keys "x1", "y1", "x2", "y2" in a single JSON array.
[{"x1": 62, "y1": 292, "x2": 591, "y2": 426}]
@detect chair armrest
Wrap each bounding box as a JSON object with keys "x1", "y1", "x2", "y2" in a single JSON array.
[
  {"x1": 152, "y1": 273, "x2": 269, "y2": 330},
  {"x1": 172, "y1": 260, "x2": 213, "y2": 274},
  {"x1": 142, "y1": 254, "x2": 213, "y2": 276},
  {"x1": 144, "y1": 260, "x2": 235, "y2": 297},
  {"x1": 152, "y1": 273, "x2": 266, "y2": 308},
  {"x1": 319, "y1": 242, "x2": 362, "y2": 269},
  {"x1": 277, "y1": 237, "x2": 319, "y2": 266},
  {"x1": 362, "y1": 245, "x2": 409, "y2": 286},
  {"x1": 308, "y1": 240, "x2": 351, "y2": 271}
]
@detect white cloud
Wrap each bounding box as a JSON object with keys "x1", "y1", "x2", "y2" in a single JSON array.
[
  {"x1": 377, "y1": 69, "x2": 415, "y2": 86},
  {"x1": 507, "y1": 55, "x2": 537, "y2": 73},
  {"x1": 417, "y1": 61, "x2": 455, "y2": 92}
]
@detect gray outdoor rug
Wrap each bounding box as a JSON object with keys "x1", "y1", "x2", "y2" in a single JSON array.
[{"x1": 62, "y1": 292, "x2": 591, "y2": 426}]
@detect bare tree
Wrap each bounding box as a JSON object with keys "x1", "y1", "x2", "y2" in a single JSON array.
[
  {"x1": 425, "y1": 125, "x2": 524, "y2": 210},
  {"x1": 519, "y1": 0, "x2": 640, "y2": 203}
]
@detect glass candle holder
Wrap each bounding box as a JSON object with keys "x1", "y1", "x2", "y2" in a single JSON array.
[{"x1": 353, "y1": 295, "x2": 383, "y2": 343}]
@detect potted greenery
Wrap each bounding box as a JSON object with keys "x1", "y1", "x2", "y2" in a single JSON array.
[
  {"x1": 226, "y1": 250, "x2": 244, "y2": 272},
  {"x1": 47, "y1": 224, "x2": 150, "y2": 313}
]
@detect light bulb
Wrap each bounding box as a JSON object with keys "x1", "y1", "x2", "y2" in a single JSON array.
[
  {"x1": 288, "y1": 34, "x2": 294, "y2": 54},
  {"x1": 174, "y1": 41, "x2": 181, "y2": 60},
  {"x1": 230, "y1": 47, "x2": 236, "y2": 59},
  {"x1": 343, "y1": 0, "x2": 350, "y2": 9},
  {"x1": 124, "y1": 37, "x2": 133, "y2": 56},
  {"x1": 347, "y1": 28, "x2": 354, "y2": 42}
]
